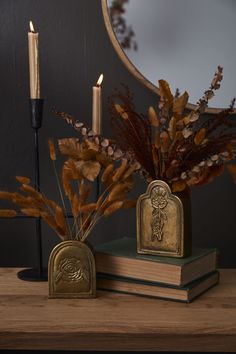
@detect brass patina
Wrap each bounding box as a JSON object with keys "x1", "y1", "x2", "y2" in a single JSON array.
[
  {"x1": 48, "y1": 240, "x2": 96, "y2": 298},
  {"x1": 137, "y1": 180, "x2": 191, "y2": 258}
]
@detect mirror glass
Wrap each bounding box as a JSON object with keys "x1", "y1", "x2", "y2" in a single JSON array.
[{"x1": 107, "y1": 0, "x2": 236, "y2": 109}]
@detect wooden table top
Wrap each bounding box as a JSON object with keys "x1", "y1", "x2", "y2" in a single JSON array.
[{"x1": 0, "y1": 268, "x2": 236, "y2": 352}]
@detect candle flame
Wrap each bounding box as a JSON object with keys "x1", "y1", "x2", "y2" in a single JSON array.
[
  {"x1": 96, "y1": 74, "x2": 104, "y2": 87},
  {"x1": 29, "y1": 21, "x2": 35, "y2": 33}
]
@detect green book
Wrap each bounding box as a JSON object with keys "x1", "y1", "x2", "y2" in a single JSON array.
[
  {"x1": 97, "y1": 271, "x2": 219, "y2": 303},
  {"x1": 95, "y1": 237, "x2": 218, "y2": 286}
]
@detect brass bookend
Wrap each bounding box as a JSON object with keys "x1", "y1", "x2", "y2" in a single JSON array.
[
  {"x1": 48, "y1": 240, "x2": 96, "y2": 298},
  {"x1": 137, "y1": 180, "x2": 191, "y2": 258}
]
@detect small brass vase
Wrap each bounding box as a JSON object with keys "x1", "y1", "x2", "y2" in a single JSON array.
[
  {"x1": 137, "y1": 180, "x2": 192, "y2": 258},
  {"x1": 48, "y1": 240, "x2": 96, "y2": 298}
]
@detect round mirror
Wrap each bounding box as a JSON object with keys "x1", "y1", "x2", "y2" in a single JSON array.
[{"x1": 102, "y1": 0, "x2": 236, "y2": 113}]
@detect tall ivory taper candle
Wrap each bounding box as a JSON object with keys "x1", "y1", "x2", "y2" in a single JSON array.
[
  {"x1": 92, "y1": 74, "x2": 103, "y2": 135},
  {"x1": 28, "y1": 21, "x2": 40, "y2": 99}
]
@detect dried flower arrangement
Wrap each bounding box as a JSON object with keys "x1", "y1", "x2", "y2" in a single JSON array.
[
  {"x1": 109, "y1": 66, "x2": 236, "y2": 193},
  {"x1": 0, "y1": 119, "x2": 140, "y2": 242}
]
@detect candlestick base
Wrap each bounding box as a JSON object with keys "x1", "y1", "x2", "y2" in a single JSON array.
[
  {"x1": 29, "y1": 98, "x2": 44, "y2": 129},
  {"x1": 17, "y1": 267, "x2": 48, "y2": 282}
]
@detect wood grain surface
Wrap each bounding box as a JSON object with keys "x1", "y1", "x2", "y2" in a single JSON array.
[{"x1": 0, "y1": 268, "x2": 236, "y2": 351}]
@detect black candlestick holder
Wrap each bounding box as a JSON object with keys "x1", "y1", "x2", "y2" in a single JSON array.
[
  {"x1": 16, "y1": 100, "x2": 101, "y2": 281},
  {"x1": 17, "y1": 99, "x2": 48, "y2": 281}
]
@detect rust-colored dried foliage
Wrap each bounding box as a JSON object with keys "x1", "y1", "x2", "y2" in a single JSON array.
[
  {"x1": 0, "y1": 114, "x2": 138, "y2": 242},
  {"x1": 48, "y1": 138, "x2": 57, "y2": 161},
  {"x1": 227, "y1": 164, "x2": 236, "y2": 184},
  {"x1": 109, "y1": 67, "x2": 236, "y2": 193}
]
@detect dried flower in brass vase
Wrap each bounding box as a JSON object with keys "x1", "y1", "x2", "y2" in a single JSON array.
[
  {"x1": 0, "y1": 121, "x2": 139, "y2": 242},
  {"x1": 108, "y1": 67, "x2": 236, "y2": 193}
]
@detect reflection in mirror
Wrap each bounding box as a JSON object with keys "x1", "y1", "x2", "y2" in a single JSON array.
[
  {"x1": 107, "y1": 0, "x2": 236, "y2": 109},
  {"x1": 109, "y1": 0, "x2": 138, "y2": 51}
]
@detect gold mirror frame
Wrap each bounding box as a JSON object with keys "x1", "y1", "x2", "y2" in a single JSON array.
[{"x1": 101, "y1": 0, "x2": 236, "y2": 114}]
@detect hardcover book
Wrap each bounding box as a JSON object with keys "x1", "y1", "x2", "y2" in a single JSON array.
[
  {"x1": 97, "y1": 271, "x2": 219, "y2": 303},
  {"x1": 95, "y1": 237, "x2": 218, "y2": 286}
]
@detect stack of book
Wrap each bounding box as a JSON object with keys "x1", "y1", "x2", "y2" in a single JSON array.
[{"x1": 95, "y1": 237, "x2": 219, "y2": 303}]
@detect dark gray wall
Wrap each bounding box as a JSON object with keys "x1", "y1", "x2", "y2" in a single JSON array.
[{"x1": 0, "y1": 0, "x2": 235, "y2": 268}]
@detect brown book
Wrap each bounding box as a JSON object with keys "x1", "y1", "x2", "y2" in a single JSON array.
[
  {"x1": 95, "y1": 237, "x2": 218, "y2": 286},
  {"x1": 97, "y1": 271, "x2": 219, "y2": 303}
]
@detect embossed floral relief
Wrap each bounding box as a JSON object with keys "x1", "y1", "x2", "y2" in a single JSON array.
[
  {"x1": 55, "y1": 257, "x2": 90, "y2": 284},
  {"x1": 151, "y1": 186, "x2": 167, "y2": 242}
]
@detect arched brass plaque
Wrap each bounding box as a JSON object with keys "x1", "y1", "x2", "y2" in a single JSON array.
[
  {"x1": 48, "y1": 240, "x2": 96, "y2": 298},
  {"x1": 137, "y1": 180, "x2": 185, "y2": 257}
]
